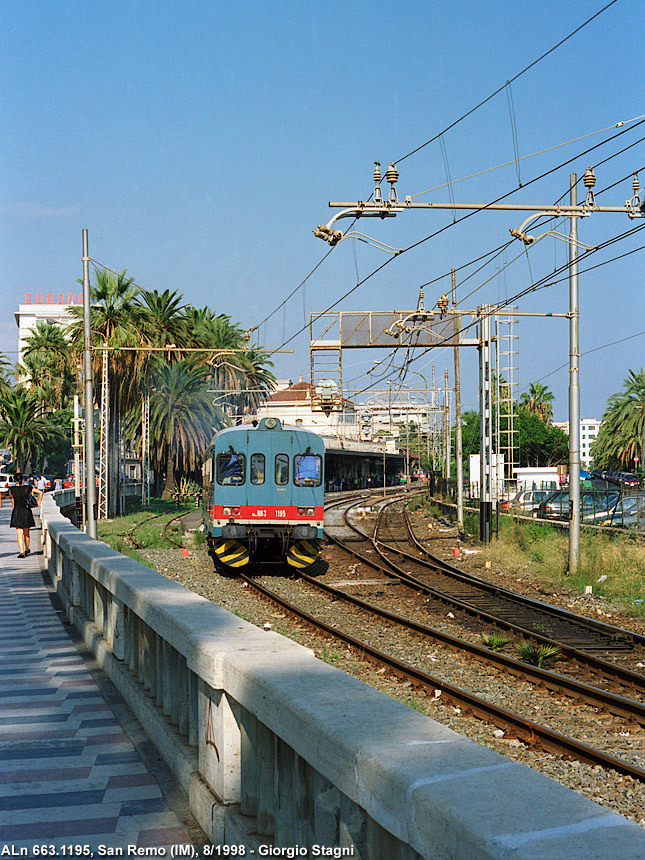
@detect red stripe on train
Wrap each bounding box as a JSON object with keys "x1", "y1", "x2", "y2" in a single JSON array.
[{"x1": 212, "y1": 505, "x2": 324, "y2": 520}]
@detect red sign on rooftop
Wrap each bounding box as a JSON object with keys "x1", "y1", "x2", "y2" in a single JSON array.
[{"x1": 24, "y1": 293, "x2": 83, "y2": 305}]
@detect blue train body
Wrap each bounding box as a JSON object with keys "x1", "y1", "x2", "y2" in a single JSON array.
[{"x1": 202, "y1": 417, "x2": 324, "y2": 568}]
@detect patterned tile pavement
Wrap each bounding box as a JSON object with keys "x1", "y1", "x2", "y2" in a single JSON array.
[{"x1": 0, "y1": 502, "x2": 206, "y2": 855}]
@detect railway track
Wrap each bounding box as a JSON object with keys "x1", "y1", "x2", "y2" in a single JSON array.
[
  {"x1": 230, "y1": 493, "x2": 638, "y2": 780},
  {"x1": 130, "y1": 490, "x2": 645, "y2": 822},
  {"x1": 328, "y1": 496, "x2": 645, "y2": 697},
  {"x1": 240, "y1": 563, "x2": 645, "y2": 783}
]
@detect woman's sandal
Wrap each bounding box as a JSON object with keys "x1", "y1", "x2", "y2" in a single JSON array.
[{"x1": 17, "y1": 553, "x2": 25, "y2": 559}]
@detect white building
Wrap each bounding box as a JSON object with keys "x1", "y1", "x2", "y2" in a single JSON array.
[
  {"x1": 253, "y1": 380, "x2": 399, "y2": 454},
  {"x1": 15, "y1": 292, "x2": 80, "y2": 366},
  {"x1": 553, "y1": 418, "x2": 601, "y2": 468}
]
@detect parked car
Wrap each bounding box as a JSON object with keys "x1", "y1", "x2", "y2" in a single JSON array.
[
  {"x1": 509, "y1": 489, "x2": 550, "y2": 514},
  {"x1": 600, "y1": 496, "x2": 645, "y2": 528},
  {"x1": 0, "y1": 474, "x2": 15, "y2": 494},
  {"x1": 619, "y1": 472, "x2": 640, "y2": 487},
  {"x1": 537, "y1": 489, "x2": 620, "y2": 522},
  {"x1": 63, "y1": 475, "x2": 98, "y2": 489}
]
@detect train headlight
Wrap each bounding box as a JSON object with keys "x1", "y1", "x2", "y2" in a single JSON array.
[
  {"x1": 223, "y1": 507, "x2": 231, "y2": 516},
  {"x1": 307, "y1": 507, "x2": 315, "y2": 516}
]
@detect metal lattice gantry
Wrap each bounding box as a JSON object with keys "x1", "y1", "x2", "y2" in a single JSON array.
[
  {"x1": 98, "y1": 344, "x2": 109, "y2": 521},
  {"x1": 141, "y1": 393, "x2": 150, "y2": 508},
  {"x1": 495, "y1": 310, "x2": 519, "y2": 494},
  {"x1": 309, "y1": 307, "x2": 479, "y2": 411},
  {"x1": 310, "y1": 305, "x2": 495, "y2": 537},
  {"x1": 313, "y1": 167, "x2": 645, "y2": 566}
]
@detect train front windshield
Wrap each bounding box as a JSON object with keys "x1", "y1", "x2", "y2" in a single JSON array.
[
  {"x1": 294, "y1": 453, "x2": 322, "y2": 487},
  {"x1": 217, "y1": 451, "x2": 246, "y2": 485}
]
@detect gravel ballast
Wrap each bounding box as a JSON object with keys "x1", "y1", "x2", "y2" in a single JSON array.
[{"x1": 140, "y1": 523, "x2": 645, "y2": 828}]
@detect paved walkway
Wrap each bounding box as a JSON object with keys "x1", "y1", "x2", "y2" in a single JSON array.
[{"x1": 0, "y1": 502, "x2": 205, "y2": 854}]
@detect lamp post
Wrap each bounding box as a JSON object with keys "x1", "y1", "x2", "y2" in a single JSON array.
[{"x1": 81, "y1": 230, "x2": 97, "y2": 539}]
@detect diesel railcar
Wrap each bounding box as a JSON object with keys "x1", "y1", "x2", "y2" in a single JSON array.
[{"x1": 202, "y1": 417, "x2": 324, "y2": 569}]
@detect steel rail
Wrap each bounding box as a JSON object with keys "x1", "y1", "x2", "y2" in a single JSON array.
[
  {"x1": 297, "y1": 568, "x2": 645, "y2": 724},
  {"x1": 326, "y1": 498, "x2": 645, "y2": 695},
  {"x1": 372, "y1": 501, "x2": 637, "y2": 651},
  {"x1": 401, "y1": 505, "x2": 645, "y2": 649},
  {"x1": 239, "y1": 568, "x2": 645, "y2": 782}
]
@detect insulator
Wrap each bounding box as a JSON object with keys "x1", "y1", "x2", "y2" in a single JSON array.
[
  {"x1": 583, "y1": 166, "x2": 596, "y2": 189},
  {"x1": 386, "y1": 162, "x2": 398, "y2": 185},
  {"x1": 633, "y1": 172, "x2": 640, "y2": 195},
  {"x1": 374, "y1": 161, "x2": 381, "y2": 183}
]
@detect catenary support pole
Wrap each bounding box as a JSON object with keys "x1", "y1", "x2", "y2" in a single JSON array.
[
  {"x1": 479, "y1": 306, "x2": 493, "y2": 544},
  {"x1": 82, "y1": 229, "x2": 97, "y2": 539},
  {"x1": 452, "y1": 269, "x2": 464, "y2": 530},
  {"x1": 568, "y1": 176, "x2": 580, "y2": 574}
]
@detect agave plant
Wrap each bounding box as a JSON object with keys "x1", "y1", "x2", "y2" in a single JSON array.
[
  {"x1": 515, "y1": 641, "x2": 561, "y2": 667},
  {"x1": 480, "y1": 633, "x2": 511, "y2": 652}
]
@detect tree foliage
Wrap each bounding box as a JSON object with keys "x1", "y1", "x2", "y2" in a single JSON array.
[
  {"x1": 591, "y1": 368, "x2": 645, "y2": 470},
  {"x1": 5, "y1": 270, "x2": 276, "y2": 494},
  {"x1": 520, "y1": 381, "x2": 555, "y2": 423},
  {"x1": 0, "y1": 387, "x2": 64, "y2": 472},
  {"x1": 19, "y1": 322, "x2": 76, "y2": 410},
  {"x1": 459, "y1": 406, "x2": 568, "y2": 469},
  {"x1": 145, "y1": 360, "x2": 227, "y2": 497}
]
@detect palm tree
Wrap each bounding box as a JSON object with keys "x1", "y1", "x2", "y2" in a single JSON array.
[
  {"x1": 19, "y1": 322, "x2": 75, "y2": 411},
  {"x1": 146, "y1": 359, "x2": 227, "y2": 498},
  {"x1": 68, "y1": 268, "x2": 146, "y2": 515},
  {"x1": 591, "y1": 368, "x2": 645, "y2": 469},
  {"x1": 0, "y1": 353, "x2": 13, "y2": 398},
  {"x1": 0, "y1": 387, "x2": 63, "y2": 472},
  {"x1": 137, "y1": 288, "x2": 187, "y2": 354},
  {"x1": 185, "y1": 308, "x2": 276, "y2": 418},
  {"x1": 520, "y1": 382, "x2": 554, "y2": 423}
]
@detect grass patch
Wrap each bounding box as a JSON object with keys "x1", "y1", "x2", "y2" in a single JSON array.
[
  {"x1": 96, "y1": 497, "x2": 194, "y2": 561},
  {"x1": 484, "y1": 518, "x2": 645, "y2": 615},
  {"x1": 401, "y1": 695, "x2": 426, "y2": 712},
  {"x1": 515, "y1": 641, "x2": 562, "y2": 667}
]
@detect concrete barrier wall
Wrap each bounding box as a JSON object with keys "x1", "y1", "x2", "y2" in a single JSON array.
[{"x1": 40, "y1": 496, "x2": 645, "y2": 859}]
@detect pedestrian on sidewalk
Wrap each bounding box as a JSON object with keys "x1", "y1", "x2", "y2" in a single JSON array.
[{"x1": 9, "y1": 472, "x2": 43, "y2": 558}]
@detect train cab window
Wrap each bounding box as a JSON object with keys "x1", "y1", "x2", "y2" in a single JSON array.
[
  {"x1": 294, "y1": 453, "x2": 322, "y2": 487},
  {"x1": 250, "y1": 453, "x2": 265, "y2": 485},
  {"x1": 275, "y1": 454, "x2": 289, "y2": 486},
  {"x1": 216, "y1": 451, "x2": 246, "y2": 485}
]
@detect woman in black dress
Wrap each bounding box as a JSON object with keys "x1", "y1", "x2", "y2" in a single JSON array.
[{"x1": 9, "y1": 472, "x2": 43, "y2": 558}]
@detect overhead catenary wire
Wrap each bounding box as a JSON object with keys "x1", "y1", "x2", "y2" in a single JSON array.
[
  {"x1": 410, "y1": 113, "x2": 645, "y2": 199},
  {"x1": 269, "y1": 119, "x2": 645, "y2": 357},
  {"x1": 248, "y1": 3, "x2": 622, "y2": 345},
  {"x1": 533, "y1": 327, "x2": 645, "y2": 387},
  {"x1": 394, "y1": 0, "x2": 619, "y2": 165},
  {"x1": 349, "y1": 223, "x2": 645, "y2": 400}
]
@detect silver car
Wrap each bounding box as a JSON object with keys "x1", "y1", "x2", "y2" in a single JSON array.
[
  {"x1": 600, "y1": 496, "x2": 645, "y2": 528},
  {"x1": 509, "y1": 489, "x2": 550, "y2": 513}
]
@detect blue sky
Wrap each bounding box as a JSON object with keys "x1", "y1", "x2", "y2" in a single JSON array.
[{"x1": 0, "y1": 0, "x2": 642, "y2": 420}]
